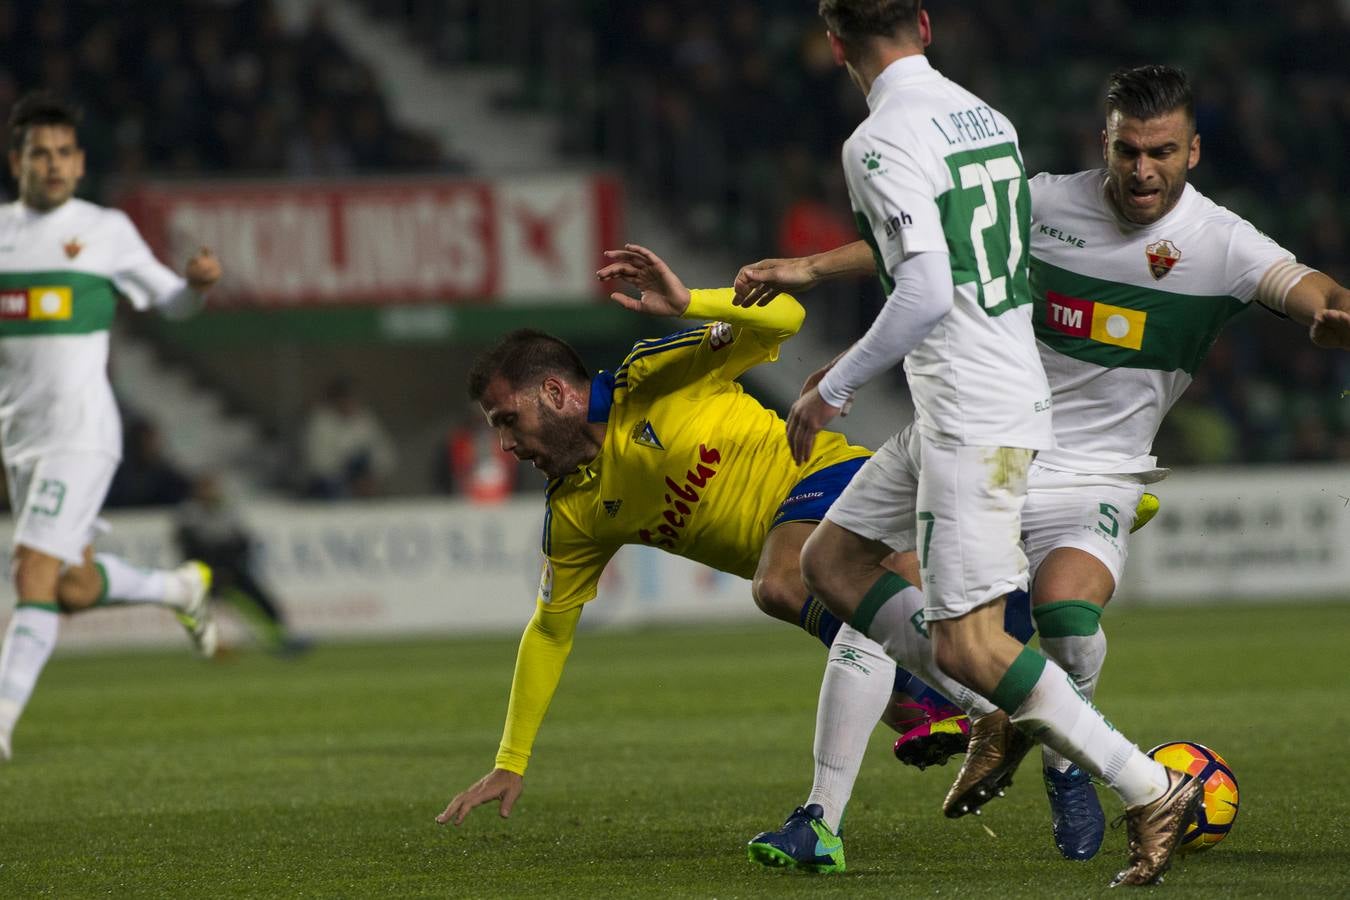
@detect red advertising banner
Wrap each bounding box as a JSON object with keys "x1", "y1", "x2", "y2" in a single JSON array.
[{"x1": 118, "y1": 174, "x2": 622, "y2": 307}]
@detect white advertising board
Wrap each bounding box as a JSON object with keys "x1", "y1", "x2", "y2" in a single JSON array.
[{"x1": 0, "y1": 497, "x2": 759, "y2": 651}]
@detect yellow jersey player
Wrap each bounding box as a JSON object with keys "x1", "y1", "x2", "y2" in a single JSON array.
[{"x1": 436, "y1": 243, "x2": 912, "y2": 828}]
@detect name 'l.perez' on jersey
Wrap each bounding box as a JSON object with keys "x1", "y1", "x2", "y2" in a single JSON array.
[
  {"x1": 1028, "y1": 170, "x2": 1300, "y2": 479},
  {"x1": 0, "y1": 198, "x2": 192, "y2": 463},
  {"x1": 843, "y1": 55, "x2": 1052, "y2": 450}
]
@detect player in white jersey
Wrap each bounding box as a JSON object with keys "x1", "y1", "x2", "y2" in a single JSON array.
[
  {"x1": 0, "y1": 92, "x2": 226, "y2": 762},
  {"x1": 744, "y1": 4, "x2": 1205, "y2": 887},
  {"x1": 741, "y1": 62, "x2": 1348, "y2": 879}
]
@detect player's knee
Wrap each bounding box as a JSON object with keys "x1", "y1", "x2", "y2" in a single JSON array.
[
  {"x1": 751, "y1": 571, "x2": 806, "y2": 623},
  {"x1": 53, "y1": 560, "x2": 103, "y2": 611},
  {"x1": 11, "y1": 549, "x2": 62, "y2": 601}
]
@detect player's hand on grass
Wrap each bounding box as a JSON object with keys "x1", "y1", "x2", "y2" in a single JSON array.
[
  {"x1": 1310, "y1": 308, "x2": 1350, "y2": 350},
  {"x1": 596, "y1": 243, "x2": 691, "y2": 317},
  {"x1": 437, "y1": 768, "x2": 524, "y2": 826},
  {"x1": 733, "y1": 256, "x2": 816, "y2": 307},
  {"x1": 786, "y1": 387, "x2": 841, "y2": 465},
  {"x1": 185, "y1": 246, "x2": 222, "y2": 292}
]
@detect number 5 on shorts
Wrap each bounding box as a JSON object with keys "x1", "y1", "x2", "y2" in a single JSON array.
[{"x1": 917, "y1": 511, "x2": 936, "y2": 569}]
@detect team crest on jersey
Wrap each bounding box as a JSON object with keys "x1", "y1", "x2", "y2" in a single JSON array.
[
  {"x1": 602, "y1": 499, "x2": 623, "y2": 518},
  {"x1": 630, "y1": 419, "x2": 665, "y2": 450},
  {"x1": 63, "y1": 237, "x2": 84, "y2": 259},
  {"x1": 708, "y1": 322, "x2": 734, "y2": 351},
  {"x1": 1145, "y1": 239, "x2": 1181, "y2": 280}
]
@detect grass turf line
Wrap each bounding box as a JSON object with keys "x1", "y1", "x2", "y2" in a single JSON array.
[{"x1": 1, "y1": 601, "x2": 1347, "y2": 898}]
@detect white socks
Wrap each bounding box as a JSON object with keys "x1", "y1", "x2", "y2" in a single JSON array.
[
  {"x1": 1039, "y1": 629, "x2": 1108, "y2": 773},
  {"x1": 95, "y1": 554, "x2": 184, "y2": 610},
  {"x1": 1010, "y1": 657, "x2": 1167, "y2": 807},
  {"x1": 806, "y1": 625, "x2": 893, "y2": 832},
  {"x1": 858, "y1": 579, "x2": 997, "y2": 718},
  {"x1": 0, "y1": 604, "x2": 61, "y2": 744}
]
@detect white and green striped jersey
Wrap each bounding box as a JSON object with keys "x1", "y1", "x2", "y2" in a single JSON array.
[
  {"x1": 1028, "y1": 170, "x2": 1297, "y2": 478},
  {"x1": 844, "y1": 55, "x2": 1053, "y2": 450},
  {"x1": 0, "y1": 198, "x2": 187, "y2": 463}
]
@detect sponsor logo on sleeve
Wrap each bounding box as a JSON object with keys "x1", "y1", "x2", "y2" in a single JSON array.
[
  {"x1": 883, "y1": 211, "x2": 914, "y2": 240},
  {"x1": 539, "y1": 560, "x2": 554, "y2": 604},
  {"x1": 708, "y1": 322, "x2": 734, "y2": 351}
]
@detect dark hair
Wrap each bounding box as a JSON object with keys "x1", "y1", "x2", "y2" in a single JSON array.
[
  {"x1": 818, "y1": 0, "x2": 921, "y2": 46},
  {"x1": 467, "y1": 329, "x2": 590, "y2": 401},
  {"x1": 1104, "y1": 65, "x2": 1195, "y2": 127},
  {"x1": 8, "y1": 91, "x2": 82, "y2": 153}
]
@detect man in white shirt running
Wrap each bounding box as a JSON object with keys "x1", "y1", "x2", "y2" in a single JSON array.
[
  {"x1": 740, "y1": 60, "x2": 1349, "y2": 876},
  {"x1": 742, "y1": 4, "x2": 1204, "y2": 888},
  {"x1": 0, "y1": 92, "x2": 225, "y2": 762}
]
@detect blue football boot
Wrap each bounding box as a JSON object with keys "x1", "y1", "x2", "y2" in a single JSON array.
[
  {"x1": 746, "y1": 803, "x2": 845, "y2": 873},
  {"x1": 1044, "y1": 764, "x2": 1105, "y2": 860}
]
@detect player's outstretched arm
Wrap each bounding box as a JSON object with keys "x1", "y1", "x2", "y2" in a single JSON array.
[
  {"x1": 733, "y1": 240, "x2": 875, "y2": 307},
  {"x1": 596, "y1": 243, "x2": 691, "y2": 317},
  {"x1": 437, "y1": 768, "x2": 524, "y2": 826},
  {"x1": 435, "y1": 603, "x2": 581, "y2": 826},
  {"x1": 1279, "y1": 271, "x2": 1350, "y2": 350}
]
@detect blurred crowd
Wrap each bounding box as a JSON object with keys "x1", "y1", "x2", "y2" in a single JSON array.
[
  {"x1": 377, "y1": 0, "x2": 1350, "y2": 466},
  {"x1": 0, "y1": 0, "x2": 1342, "y2": 486},
  {"x1": 0, "y1": 0, "x2": 447, "y2": 200}
]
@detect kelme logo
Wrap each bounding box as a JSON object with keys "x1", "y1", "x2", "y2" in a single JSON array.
[{"x1": 863, "y1": 150, "x2": 882, "y2": 170}]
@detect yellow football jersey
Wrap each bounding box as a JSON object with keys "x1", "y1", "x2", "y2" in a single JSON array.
[{"x1": 538, "y1": 288, "x2": 870, "y2": 613}]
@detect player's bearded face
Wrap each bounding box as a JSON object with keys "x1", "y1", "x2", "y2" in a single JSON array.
[
  {"x1": 10, "y1": 125, "x2": 85, "y2": 211},
  {"x1": 533, "y1": 398, "x2": 592, "y2": 478},
  {"x1": 1102, "y1": 109, "x2": 1199, "y2": 226}
]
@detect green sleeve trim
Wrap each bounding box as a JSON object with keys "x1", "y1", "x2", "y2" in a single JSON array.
[
  {"x1": 16, "y1": 600, "x2": 60, "y2": 613},
  {"x1": 1032, "y1": 600, "x2": 1103, "y2": 638},
  {"x1": 850, "y1": 572, "x2": 912, "y2": 638},
  {"x1": 93, "y1": 561, "x2": 110, "y2": 605},
  {"x1": 990, "y1": 646, "x2": 1048, "y2": 714}
]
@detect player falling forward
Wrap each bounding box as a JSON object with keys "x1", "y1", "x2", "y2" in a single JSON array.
[
  {"x1": 744, "y1": 3, "x2": 1204, "y2": 887},
  {"x1": 741, "y1": 62, "x2": 1349, "y2": 873},
  {"x1": 436, "y1": 244, "x2": 957, "y2": 856},
  {"x1": 0, "y1": 92, "x2": 223, "y2": 762}
]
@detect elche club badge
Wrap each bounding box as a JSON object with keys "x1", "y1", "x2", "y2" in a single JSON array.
[{"x1": 1145, "y1": 239, "x2": 1180, "y2": 280}]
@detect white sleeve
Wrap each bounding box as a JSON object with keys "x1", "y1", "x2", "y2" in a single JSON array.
[
  {"x1": 1222, "y1": 215, "x2": 1296, "y2": 308},
  {"x1": 108, "y1": 210, "x2": 192, "y2": 313},
  {"x1": 844, "y1": 133, "x2": 948, "y2": 275},
  {"x1": 817, "y1": 250, "x2": 953, "y2": 407}
]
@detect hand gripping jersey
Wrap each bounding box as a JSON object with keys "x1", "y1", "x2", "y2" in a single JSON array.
[
  {"x1": 1028, "y1": 171, "x2": 1299, "y2": 478},
  {"x1": 537, "y1": 289, "x2": 870, "y2": 613},
  {"x1": 0, "y1": 198, "x2": 187, "y2": 463},
  {"x1": 844, "y1": 55, "x2": 1053, "y2": 450}
]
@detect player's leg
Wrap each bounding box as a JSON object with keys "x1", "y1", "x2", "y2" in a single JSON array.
[
  {"x1": 748, "y1": 432, "x2": 992, "y2": 873},
  {"x1": 751, "y1": 521, "x2": 837, "y2": 636},
  {"x1": 923, "y1": 443, "x2": 1197, "y2": 886},
  {"x1": 0, "y1": 456, "x2": 80, "y2": 759},
  {"x1": 1020, "y1": 468, "x2": 1143, "y2": 859}
]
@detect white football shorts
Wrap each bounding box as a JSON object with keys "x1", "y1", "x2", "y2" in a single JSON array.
[
  {"x1": 1022, "y1": 463, "x2": 1146, "y2": 594},
  {"x1": 824, "y1": 423, "x2": 1033, "y2": 620},
  {"x1": 6, "y1": 451, "x2": 118, "y2": 565}
]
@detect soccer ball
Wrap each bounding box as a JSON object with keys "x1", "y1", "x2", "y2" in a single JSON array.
[{"x1": 1146, "y1": 741, "x2": 1239, "y2": 852}]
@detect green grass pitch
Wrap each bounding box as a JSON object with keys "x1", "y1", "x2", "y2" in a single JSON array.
[{"x1": 2, "y1": 601, "x2": 1347, "y2": 898}]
